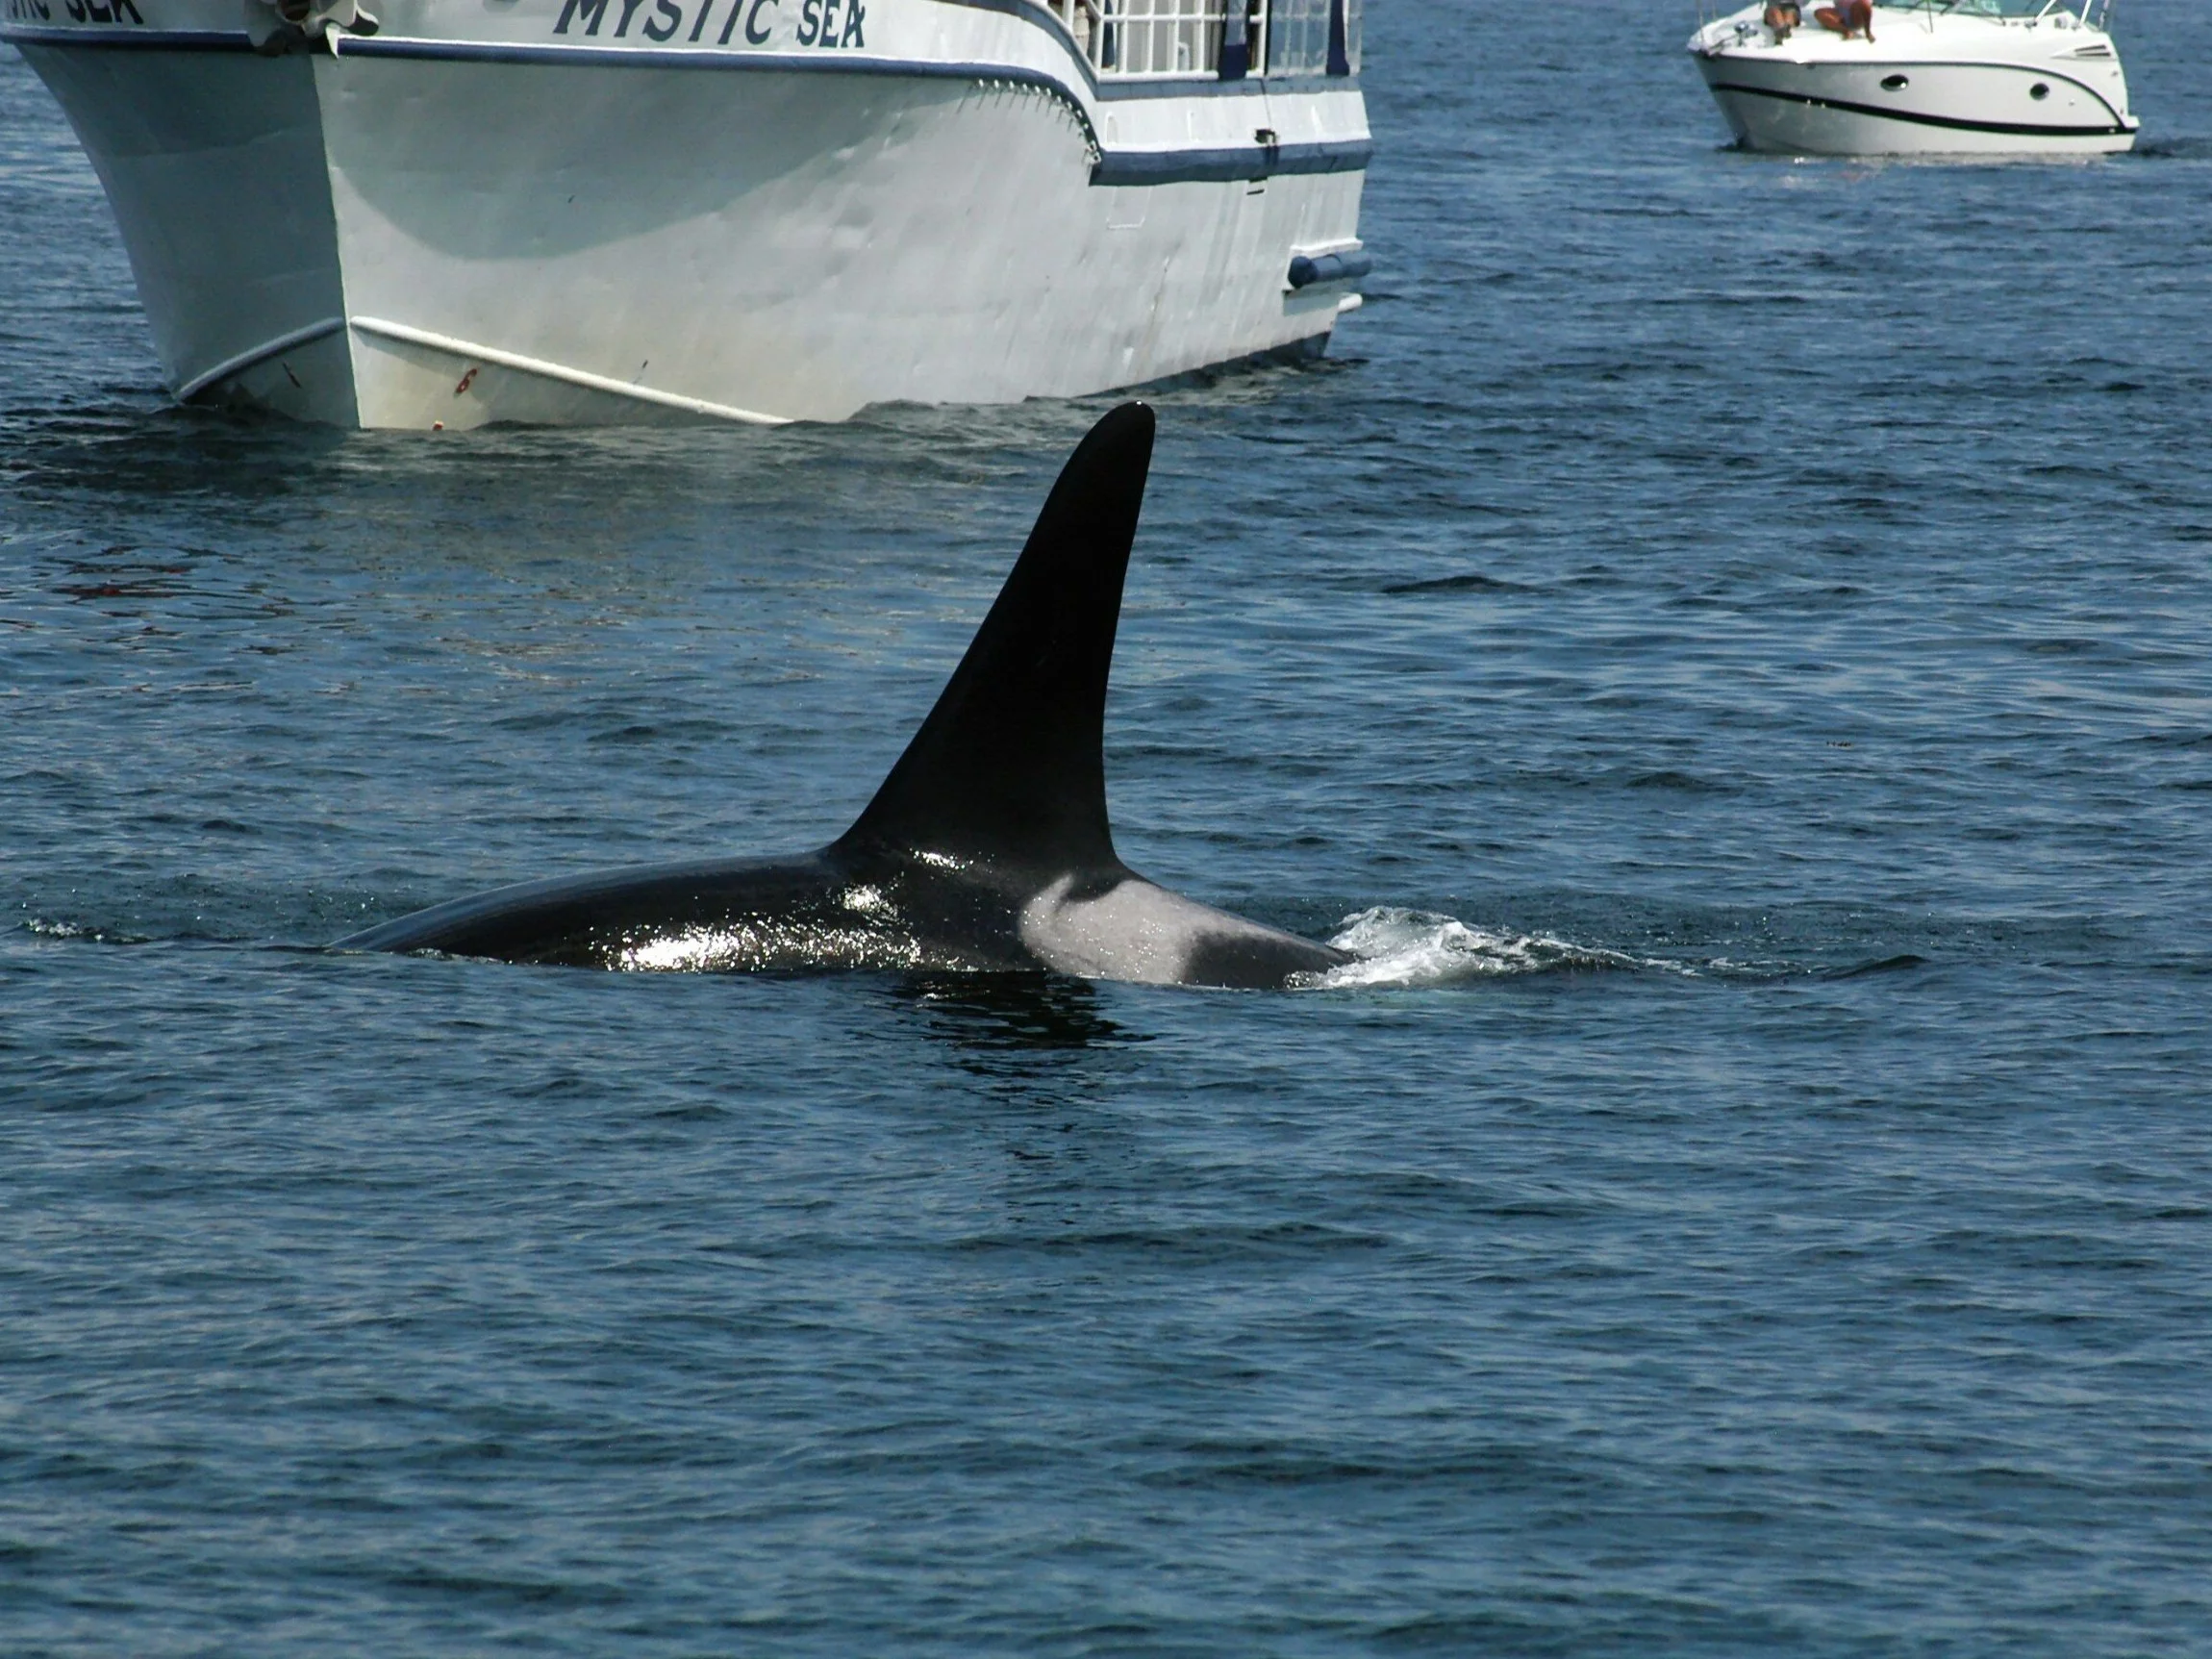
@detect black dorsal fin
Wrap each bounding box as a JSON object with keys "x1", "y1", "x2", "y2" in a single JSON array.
[{"x1": 836, "y1": 402, "x2": 1154, "y2": 873}]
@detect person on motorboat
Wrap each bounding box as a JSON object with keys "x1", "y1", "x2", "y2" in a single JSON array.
[
  {"x1": 1762, "y1": 1, "x2": 1800, "y2": 39},
  {"x1": 1813, "y1": 0, "x2": 1873, "y2": 38}
]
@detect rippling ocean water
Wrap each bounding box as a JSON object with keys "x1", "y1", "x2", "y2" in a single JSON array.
[{"x1": 7, "y1": 6, "x2": 2212, "y2": 1652}]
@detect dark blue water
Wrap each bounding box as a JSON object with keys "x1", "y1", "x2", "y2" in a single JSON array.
[{"x1": 7, "y1": 6, "x2": 2212, "y2": 1652}]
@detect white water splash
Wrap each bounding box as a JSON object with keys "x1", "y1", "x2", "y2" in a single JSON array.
[
  {"x1": 21, "y1": 917, "x2": 149, "y2": 945},
  {"x1": 1297, "y1": 907, "x2": 1654, "y2": 990}
]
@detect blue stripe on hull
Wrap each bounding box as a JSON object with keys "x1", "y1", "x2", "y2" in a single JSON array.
[{"x1": 1711, "y1": 80, "x2": 2129, "y2": 139}]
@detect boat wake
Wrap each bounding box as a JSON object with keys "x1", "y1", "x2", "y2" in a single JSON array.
[{"x1": 1298, "y1": 907, "x2": 1657, "y2": 990}]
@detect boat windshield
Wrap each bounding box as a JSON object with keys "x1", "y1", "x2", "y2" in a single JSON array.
[{"x1": 1875, "y1": 0, "x2": 2080, "y2": 16}]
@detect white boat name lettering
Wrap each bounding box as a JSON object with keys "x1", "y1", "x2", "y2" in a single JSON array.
[{"x1": 553, "y1": 0, "x2": 864, "y2": 47}]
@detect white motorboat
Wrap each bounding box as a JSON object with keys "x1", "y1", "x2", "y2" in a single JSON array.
[
  {"x1": 1689, "y1": 0, "x2": 2138, "y2": 157},
  {"x1": 1, "y1": 0, "x2": 1370, "y2": 428}
]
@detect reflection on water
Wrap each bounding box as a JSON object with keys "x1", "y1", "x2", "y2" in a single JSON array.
[{"x1": 889, "y1": 970, "x2": 1145, "y2": 1054}]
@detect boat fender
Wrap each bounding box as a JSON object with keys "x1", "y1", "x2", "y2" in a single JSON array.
[
  {"x1": 1288, "y1": 251, "x2": 1373, "y2": 290},
  {"x1": 243, "y1": 0, "x2": 378, "y2": 52}
]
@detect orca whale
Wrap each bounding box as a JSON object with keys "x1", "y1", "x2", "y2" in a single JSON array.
[{"x1": 338, "y1": 404, "x2": 1350, "y2": 990}]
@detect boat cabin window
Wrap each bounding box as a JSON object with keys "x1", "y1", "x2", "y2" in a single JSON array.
[
  {"x1": 1267, "y1": 0, "x2": 1331, "y2": 73},
  {"x1": 1041, "y1": 0, "x2": 1360, "y2": 79}
]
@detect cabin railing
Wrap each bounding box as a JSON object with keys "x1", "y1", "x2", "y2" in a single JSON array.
[
  {"x1": 1039, "y1": 0, "x2": 1357, "y2": 80},
  {"x1": 1040, "y1": 0, "x2": 1234, "y2": 77}
]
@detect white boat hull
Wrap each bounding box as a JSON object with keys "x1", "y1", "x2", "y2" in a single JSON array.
[
  {"x1": 1690, "y1": 5, "x2": 2136, "y2": 158},
  {"x1": 9, "y1": 1, "x2": 1370, "y2": 427}
]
